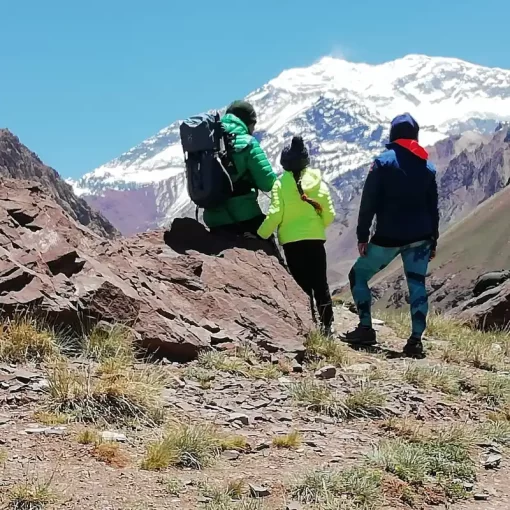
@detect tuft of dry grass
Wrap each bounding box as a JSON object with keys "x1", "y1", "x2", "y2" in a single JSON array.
[
  {"x1": 33, "y1": 411, "x2": 71, "y2": 426},
  {"x1": 141, "y1": 422, "x2": 224, "y2": 471},
  {"x1": 289, "y1": 379, "x2": 345, "y2": 418},
  {"x1": 370, "y1": 437, "x2": 476, "y2": 486},
  {"x1": 403, "y1": 363, "x2": 464, "y2": 395},
  {"x1": 343, "y1": 383, "x2": 387, "y2": 419},
  {"x1": 76, "y1": 428, "x2": 100, "y2": 445},
  {"x1": 185, "y1": 366, "x2": 216, "y2": 389},
  {"x1": 480, "y1": 419, "x2": 510, "y2": 445},
  {"x1": 218, "y1": 435, "x2": 249, "y2": 452},
  {"x1": 0, "y1": 316, "x2": 60, "y2": 363},
  {"x1": 198, "y1": 351, "x2": 248, "y2": 376},
  {"x1": 304, "y1": 329, "x2": 351, "y2": 368},
  {"x1": 473, "y1": 372, "x2": 510, "y2": 405},
  {"x1": 291, "y1": 466, "x2": 382, "y2": 508},
  {"x1": 92, "y1": 442, "x2": 129, "y2": 468},
  {"x1": 82, "y1": 323, "x2": 135, "y2": 363},
  {"x1": 44, "y1": 361, "x2": 166, "y2": 426},
  {"x1": 8, "y1": 479, "x2": 56, "y2": 510},
  {"x1": 272, "y1": 430, "x2": 302, "y2": 449}
]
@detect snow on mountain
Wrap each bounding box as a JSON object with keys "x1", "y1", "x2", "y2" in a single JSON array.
[{"x1": 71, "y1": 54, "x2": 510, "y2": 233}]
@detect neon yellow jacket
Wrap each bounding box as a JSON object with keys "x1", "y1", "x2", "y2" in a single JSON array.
[{"x1": 257, "y1": 168, "x2": 336, "y2": 245}]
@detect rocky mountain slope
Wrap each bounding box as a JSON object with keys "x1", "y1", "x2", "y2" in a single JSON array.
[
  {"x1": 0, "y1": 129, "x2": 118, "y2": 239},
  {"x1": 70, "y1": 55, "x2": 510, "y2": 236},
  {"x1": 0, "y1": 178, "x2": 309, "y2": 361}
]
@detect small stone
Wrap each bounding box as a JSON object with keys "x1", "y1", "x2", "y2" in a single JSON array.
[
  {"x1": 314, "y1": 365, "x2": 336, "y2": 380},
  {"x1": 228, "y1": 413, "x2": 250, "y2": 426},
  {"x1": 249, "y1": 484, "x2": 271, "y2": 498},
  {"x1": 223, "y1": 450, "x2": 240, "y2": 461},
  {"x1": 291, "y1": 360, "x2": 303, "y2": 373},
  {"x1": 314, "y1": 416, "x2": 335, "y2": 425},
  {"x1": 0, "y1": 415, "x2": 10, "y2": 425},
  {"x1": 25, "y1": 426, "x2": 66, "y2": 435},
  {"x1": 372, "y1": 319, "x2": 385, "y2": 326},
  {"x1": 25, "y1": 427, "x2": 50, "y2": 434},
  {"x1": 101, "y1": 431, "x2": 127, "y2": 442},
  {"x1": 348, "y1": 363, "x2": 373, "y2": 373},
  {"x1": 474, "y1": 493, "x2": 490, "y2": 501},
  {"x1": 274, "y1": 412, "x2": 293, "y2": 422},
  {"x1": 463, "y1": 482, "x2": 474, "y2": 491},
  {"x1": 484, "y1": 454, "x2": 502, "y2": 469},
  {"x1": 255, "y1": 442, "x2": 271, "y2": 452},
  {"x1": 14, "y1": 369, "x2": 39, "y2": 382},
  {"x1": 286, "y1": 503, "x2": 302, "y2": 510}
]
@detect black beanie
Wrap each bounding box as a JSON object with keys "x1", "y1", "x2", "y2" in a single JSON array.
[
  {"x1": 226, "y1": 100, "x2": 257, "y2": 128},
  {"x1": 281, "y1": 136, "x2": 310, "y2": 172},
  {"x1": 389, "y1": 113, "x2": 420, "y2": 142}
]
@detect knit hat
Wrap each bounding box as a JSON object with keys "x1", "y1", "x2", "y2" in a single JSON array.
[
  {"x1": 226, "y1": 100, "x2": 257, "y2": 128},
  {"x1": 389, "y1": 113, "x2": 420, "y2": 142},
  {"x1": 280, "y1": 136, "x2": 310, "y2": 171}
]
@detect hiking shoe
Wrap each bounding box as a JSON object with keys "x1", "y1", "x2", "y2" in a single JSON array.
[
  {"x1": 340, "y1": 325, "x2": 377, "y2": 346},
  {"x1": 403, "y1": 337, "x2": 425, "y2": 359}
]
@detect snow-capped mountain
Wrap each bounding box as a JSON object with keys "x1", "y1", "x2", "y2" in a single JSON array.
[{"x1": 71, "y1": 54, "x2": 510, "y2": 235}]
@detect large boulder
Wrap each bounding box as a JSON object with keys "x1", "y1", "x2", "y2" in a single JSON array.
[
  {"x1": 451, "y1": 279, "x2": 510, "y2": 330},
  {"x1": 0, "y1": 179, "x2": 311, "y2": 361}
]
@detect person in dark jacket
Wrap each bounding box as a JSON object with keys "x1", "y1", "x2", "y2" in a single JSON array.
[
  {"x1": 341, "y1": 113, "x2": 439, "y2": 358},
  {"x1": 205, "y1": 100, "x2": 277, "y2": 236}
]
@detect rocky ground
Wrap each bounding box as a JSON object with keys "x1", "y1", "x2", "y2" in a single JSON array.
[{"x1": 1, "y1": 307, "x2": 510, "y2": 510}]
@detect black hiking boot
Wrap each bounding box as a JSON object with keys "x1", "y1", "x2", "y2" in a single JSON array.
[
  {"x1": 340, "y1": 324, "x2": 377, "y2": 346},
  {"x1": 403, "y1": 337, "x2": 425, "y2": 359}
]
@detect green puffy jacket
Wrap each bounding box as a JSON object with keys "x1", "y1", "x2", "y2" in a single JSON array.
[
  {"x1": 257, "y1": 168, "x2": 336, "y2": 245},
  {"x1": 203, "y1": 114, "x2": 277, "y2": 228}
]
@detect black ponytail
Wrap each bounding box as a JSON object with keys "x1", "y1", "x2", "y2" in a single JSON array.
[{"x1": 287, "y1": 137, "x2": 323, "y2": 214}]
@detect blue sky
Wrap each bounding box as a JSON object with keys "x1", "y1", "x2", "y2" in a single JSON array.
[{"x1": 2, "y1": 0, "x2": 509, "y2": 178}]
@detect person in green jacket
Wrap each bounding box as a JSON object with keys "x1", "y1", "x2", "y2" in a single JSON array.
[
  {"x1": 204, "y1": 100, "x2": 277, "y2": 236},
  {"x1": 257, "y1": 136, "x2": 336, "y2": 334}
]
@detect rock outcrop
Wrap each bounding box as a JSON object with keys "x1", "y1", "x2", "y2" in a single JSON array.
[
  {"x1": 0, "y1": 178, "x2": 310, "y2": 361},
  {"x1": 0, "y1": 129, "x2": 118, "y2": 239},
  {"x1": 451, "y1": 280, "x2": 510, "y2": 330}
]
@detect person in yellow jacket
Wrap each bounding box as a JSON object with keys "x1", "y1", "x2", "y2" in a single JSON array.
[{"x1": 257, "y1": 136, "x2": 336, "y2": 335}]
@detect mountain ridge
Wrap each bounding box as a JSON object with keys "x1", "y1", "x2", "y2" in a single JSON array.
[{"x1": 69, "y1": 54, "x2": 510, "y2": 242}]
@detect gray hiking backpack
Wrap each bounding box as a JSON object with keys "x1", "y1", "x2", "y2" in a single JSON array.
[{"x1": 180, "y1": 112, "x2": 236, "y2": 211}]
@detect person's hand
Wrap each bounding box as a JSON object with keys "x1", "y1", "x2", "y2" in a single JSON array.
[{"x1": 358, "y1": 242, "x2": 368, "y2": 257}]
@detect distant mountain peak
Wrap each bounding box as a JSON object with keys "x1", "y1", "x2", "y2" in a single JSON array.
[{"x1": 71, "y1": 54, "x2": 510, "y2": 237}]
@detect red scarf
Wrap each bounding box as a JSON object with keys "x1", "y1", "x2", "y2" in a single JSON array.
[{"x1": 393, "y1": 139, "x2": 429, "y2": 160}]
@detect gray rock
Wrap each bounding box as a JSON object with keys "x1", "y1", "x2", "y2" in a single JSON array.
[
  {"x1": 228, "y1": 413, "x2": 250, "y2": 426},
  {"x1": 286, "y1": 503, "x2": 302, "y2": 510},
  {"x1": 14, "y1": 369, "x2": 39, "y2": 383},
  {"x1": 314, "y1": 365, "x2": 337, "y2": 380},
  {"x1": 347, "y1": 363, "x2": 373, "y2": 373},
  {"x1": 101, "y1": 431, "x2": 127, "y2": 442},
  {"x1": 25, "y1": 427, "x2": 66, "y2": 435},
  {"x1": 474, "y1": 493, "x2": 490, "y2": 501},
  {"x1": 291, "y1": 360, "x2": 303, "y2": 373},
  {"x1": 484, "y1": 454, "x2": 502, "y2": 469},
  {"x1": 223, "y1": 450, "x2": 240, "y2": 461},
  {"x1": 249, "y1": 484, "x2": 271, "y2": 498}
]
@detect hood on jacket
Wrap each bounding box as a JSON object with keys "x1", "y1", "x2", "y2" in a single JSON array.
[
  {"x1": 389, "y1": 113, "x2": 420, "y2": 142},
  {"x1": 222, "y1": 113, "x2": 249, "y2": 135}
]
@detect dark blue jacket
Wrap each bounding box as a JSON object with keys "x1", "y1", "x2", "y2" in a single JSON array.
[{"x1": 356, "y1": 139, "x2": 439, "y2": 248}]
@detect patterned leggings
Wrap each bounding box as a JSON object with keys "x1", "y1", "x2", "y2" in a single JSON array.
[{"x1": 349, "y1": 240, "x2": 432, "y2": 338}]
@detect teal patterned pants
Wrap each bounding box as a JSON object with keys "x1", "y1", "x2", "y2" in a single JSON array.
[{"x1": 349, "y1": 240, "x2": 432, "y2": 338}]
